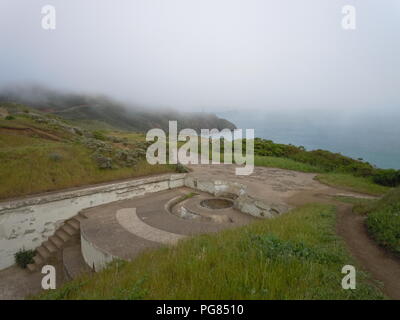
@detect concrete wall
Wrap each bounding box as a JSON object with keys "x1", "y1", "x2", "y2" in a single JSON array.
[
  {"x1": 81, "y1": 231, "x2": 117, "y2": 272},
  {"x1": 0, "y1": 173, "x2": 186, "y2": 270},
  {"x1": 184, "y1": 176, "x2": 289, "y2": 218}
]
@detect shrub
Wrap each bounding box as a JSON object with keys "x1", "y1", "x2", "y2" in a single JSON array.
[
  {"x1": 92, "y1": 153, "x2": 113, "y2": 169},
  {"x1": 366, "y1": 205, "x2": 400, "y2": 255},
  {"x1": 372, "y1": 169, "x2": 400, "y2": 187},
  {"x1": 248, "y1": 234, "x2": 341, "y2": 264},
  {"x1": 15, "y1": 248, "x2": 36, "y2": 268},
  {"x1": 175, "y1": 163, "x2": 189, "y2": 173},
  {"x1": 92, "y1": 131, "x2": 107, "y2": 141},
  {"x1": 48, "y1": 152, "x2": 63, "y2": 162},
  {"x1": 365, "y1": 187, "x2": 400, "y2": 255},
  {"x1": 5, "y1": 115, "x2": 15, "y2": 120},
  {"x1": 252, "y1": 138, "x2": 394, "y2": 186}
]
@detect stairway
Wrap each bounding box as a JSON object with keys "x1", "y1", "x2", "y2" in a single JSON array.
[{"x1": 27, "y1": 212, "x2": 88, "y2": 272}]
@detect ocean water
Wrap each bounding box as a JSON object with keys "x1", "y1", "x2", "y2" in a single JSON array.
[{"x1": 217, "y1": 109, "x2": 400, "y2": 170}]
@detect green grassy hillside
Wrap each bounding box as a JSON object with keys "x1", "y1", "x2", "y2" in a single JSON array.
[
  {"x1": 0, "y1": 103, "x2": 176, "y2": 199},
  {"x1": 0, "y1": 112, "x2": 390, "y2": 200},
  {"x1": 0, "y1": 87, "x2": 236, "y2": 133},
  {"x1": 364, "y1": 187, "x2": 400, "y2": 255}
]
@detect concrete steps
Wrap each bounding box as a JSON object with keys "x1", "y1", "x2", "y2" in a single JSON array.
[
  {"x1": 49, "y1": 235, "x2": 64, "y2": 249},
  {"x1": 27, "y1": 215, "x2": 87, "y2": 272},
  {"x1": 63, "y1": 244, "x2": 92, "y2": 280},
  {"x1": 42, "y1": 240, "x2": 58, "y2": 254}
]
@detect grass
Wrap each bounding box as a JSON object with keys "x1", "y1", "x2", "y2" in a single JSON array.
[
  {"x1": 176, "y1": 192, "x2": 199, "y2": 202},
  {"x1": 315, "y1": 173, "x2": 389, "y2": 196},
  {"x1": 0, "y1": 122, "x2": 388, "y2": 200},
  {"x1": 0, "y1": 140, "x2": 175, "y2": 199},
  {"x1": 254, "y1": 155, "x2": 323, "y2": 173},
  {"x1": 333, "y1": 187, "x2": 400, "y2": 255},
  {"x1": 254, "y1": 155, "x2": 389, "y2": 196},
  {"x1": 0, "y1": 119, "x2": 175, "y2": 199},
  {"x1": 333, "y1": 196, "x2": 377, "y2": 215},
  {"x1": 37, "y1": 203, "x2": 384, "y2": 300},
  {"x1": 107, "y1": 131, "x2": 147, "y2": 142},
  {"x1": 365, "y1": 187, "x2": 400, "y2": 255}
]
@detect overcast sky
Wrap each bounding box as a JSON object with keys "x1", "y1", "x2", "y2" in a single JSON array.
[{"x1": 0, "y1": 0, "x2": 399, "y2": 112}]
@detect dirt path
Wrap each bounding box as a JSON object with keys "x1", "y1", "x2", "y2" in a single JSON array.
[
  {"x1": 190, "y1": 164, "x2": 400, "y2": 299},
  {"x1": 288, "y1": 190, "x2": 400, "y2": 300},
  {"x1": 0, "y1": 126, "x2": 63, "y2": 141},
  {"x1": 336, "y1": 203, "x2": 400, "y2": 300}
]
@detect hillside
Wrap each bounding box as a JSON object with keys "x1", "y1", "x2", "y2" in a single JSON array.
[
  {"x1": 0, "y1": 86, "x2": 396, "y2": 199},
  {"x1": 0, "y1": 99, "x2": 393, "y2": 199},
  {"x1": 0, "y1": 102, "x2": 180, "y2": 199},
  {"x1": 0, "y1": 86, "x2": 236, "y2": 133},
  {"x1": 248, "y1": 138, "x2": 397, "y2": 194},
  {"x1": 364, "y1": 187, "x2": 400, "y2": 255}
]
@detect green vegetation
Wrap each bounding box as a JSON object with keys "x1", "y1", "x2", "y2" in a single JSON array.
[
  {"x1": 15, "y1": 249, "x2": 36, "y2": 269},
  {"x1": 211, "y1": 138, "x2": 392, "y2": 194},
  {"x1": 254, "y1": 155, "x2": 323, "y2": 173},
  {"x1": 0, "y1": 142, "x2": 174, "y2": 199},
  {"x1": 365, "y1": 187, "x2": 400, "y2": 255},
  {"x1": 253, "y1": 138, "x2": 372, "y2": 174},
  {"x1": 0, "y1": 101, "x2": 392, "y2": 199},
  {"x1": 0, "y1": 88, "x2": 236, "y2": 133},
  {"x1": 37, "y1": 203, "x2": 383, "y2": 300},
  {"x1": 0, "y1": 105, "x2": 177, "y2": 199},
  {"x1": 334, "y1": 195, "x2": 374, "y2": 206},
  {"x1": 332, "y1": 196, "x2": 377, "y2": 215},
  {"x1": 175, "y1": 163, "x2": 190, "y2": 173},
  {"x1": 251, "y1": 138, "x2": 399, "y2": 188},
  {"x1": 316, "y1": 173, "x2": 389, "y2": 196},
  {"x1": 92, "y1": 130, "x2": 107, "y2": 141},
  {"x1": 372, "y1": 169, "x2": 400, "y2": 187},
  {"x1": 176, "y1": 192, "x2": 199, "y2": 203},
  {"x1": 253, "y1": 156, "x2": 388, "y2": 195}
]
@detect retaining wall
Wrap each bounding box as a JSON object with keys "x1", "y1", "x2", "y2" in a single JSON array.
[{"x1": 0, "y1": 173, "x2": 186, "y2": 270}]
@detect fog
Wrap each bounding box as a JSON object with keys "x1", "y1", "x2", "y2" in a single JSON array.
[{"x1": 0, "y1": 0, "x2": 399, "y2": 112}]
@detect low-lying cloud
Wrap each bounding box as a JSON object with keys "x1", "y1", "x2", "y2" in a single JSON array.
[{"x1": 0, "y1": 0, "x2": 399, "y2": 112}]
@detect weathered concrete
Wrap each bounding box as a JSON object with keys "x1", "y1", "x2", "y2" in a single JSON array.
[
  {"x1": 116, "y1": 208, "x2": 185, "y2": 245},
  {"x1": 171, "y1": 194, "x2": 248, "y2": 224},
  {"x1": 80, "y1": 188, "x2": 256, "y2": 271},
  {"x1": 0, "y1": 173, "x2": 186, "y2": 270},
  {"x1": 81, "y1": 231, "x2": 118, "y2": 272},
  {"x1": 184, "y1": 175, "x2": 288, "y2": 218},
  {"x1": 63, "y1": 244, "x2": 92, "y2": 280}
]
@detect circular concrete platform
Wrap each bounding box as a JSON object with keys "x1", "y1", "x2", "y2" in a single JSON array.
[{"x1": 79, "y1": 188, "x2": 256, "y2": 271}]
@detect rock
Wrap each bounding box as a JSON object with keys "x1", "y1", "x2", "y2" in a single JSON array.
[
  {"x1": 0, "y1": 107, "x2": 9, "y2": 118},
  {"x1": 210, "y1": 215, "x2": 233, "y2": 223}
]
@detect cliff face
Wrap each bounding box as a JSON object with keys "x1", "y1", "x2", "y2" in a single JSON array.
[{"x1": 0, "y1": 87, "x2": 236, "y2": 133}]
